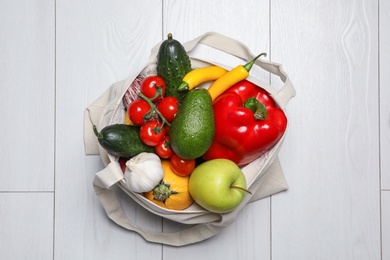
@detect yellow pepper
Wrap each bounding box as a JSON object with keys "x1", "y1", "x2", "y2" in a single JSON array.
[
  {"x1": 178, "y1": 66, "x2": 228, "y2": 91},
  {"x1": 207, "y1": 53, "x2": 266, "y2": 101}
]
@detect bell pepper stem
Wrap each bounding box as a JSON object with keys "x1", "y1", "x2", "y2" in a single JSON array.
[
  {"x1": 243, "y1": 53, "x2": 267, "y2": 72},
  {"x1": 243, "y1": 97, "x2": 267, "y2": 120}
]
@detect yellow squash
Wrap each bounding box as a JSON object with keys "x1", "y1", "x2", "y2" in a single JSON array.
[{"x1": 144, "y1": 160, "x2": 194, "y2": 210}]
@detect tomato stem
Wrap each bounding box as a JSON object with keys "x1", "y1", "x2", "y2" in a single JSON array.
[
  {"x1": 138, "y1": 92, "x2": 171, "y2": 127},
  {"x1": 153, "y1": 125, "x2": 163, "y2": 134},
  {"x1": 150, "y1": 83, "x2": 164, "y2": 100}
]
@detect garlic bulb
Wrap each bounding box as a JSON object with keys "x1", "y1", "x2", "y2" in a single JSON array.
[{"x1": 123, "y1": 152, "x2": 164, "y2": 193}]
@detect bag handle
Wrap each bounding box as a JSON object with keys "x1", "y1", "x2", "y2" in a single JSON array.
[
  {"x1": 93, "y1": 160, "x2": 232, "y2": 246},
  {"x1": 150, "y1": 32, "x2": 295, "y2": 109},
  {"x1": 92, "y1": 157, "x2": 287, "y2": 246}
]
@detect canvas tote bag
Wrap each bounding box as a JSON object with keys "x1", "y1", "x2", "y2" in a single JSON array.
[{"x1": 84, "y1": 32, "x2": 295, "y2": 246}]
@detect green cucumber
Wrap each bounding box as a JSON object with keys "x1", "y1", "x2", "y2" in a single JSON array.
[
  {"x1": 93, "y1": 124, "x2": 154, "y2": 158},
  {"x1": 156, "y1": 33, "x2": 192, "y2": 102}
]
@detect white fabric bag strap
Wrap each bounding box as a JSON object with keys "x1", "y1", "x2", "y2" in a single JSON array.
[
  {"x1": 84, "y1": 88, "x2": 113, "y2": 155},
  {"x1": 92, "y1": 157, "x2": 286, "y2": 246},
  {"x1": 93, "y1": 160, "x2": 226, "y2": 246},
  {"x1": 150, "y1": 31, "x2": 295, "y2": 109},
  {"x1": 84, "y1": 77, "x2": 133, "y2": 156}
]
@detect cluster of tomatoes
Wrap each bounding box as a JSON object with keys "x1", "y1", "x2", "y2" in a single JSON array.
[{"x1": 127, "y1": 75, "x2": 195, "y2": 177}]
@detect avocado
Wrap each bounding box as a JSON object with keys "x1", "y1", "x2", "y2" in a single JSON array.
[{"x1": 169, "y1": 89, "x2": 215, "y2": 159}]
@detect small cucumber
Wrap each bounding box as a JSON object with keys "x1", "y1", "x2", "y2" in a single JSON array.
[
  {"x1": 93, "y1": 124, "x2": 154, "y2": 158},
  {"x1": 156, "y1": 33, "x2": 192, "y2": 102}
]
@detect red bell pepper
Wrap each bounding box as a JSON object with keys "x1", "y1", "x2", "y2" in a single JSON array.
[{"x1": 203, "y1": 80, "x2": 287, "y2": 167}]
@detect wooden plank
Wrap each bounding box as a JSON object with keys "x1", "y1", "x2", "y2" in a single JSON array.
[
  {"x1": 379, "y1": 0, "x2": 390, "y2": 256},
  {"x1": 162, "y1": 199, "x2": 271, "y2": 259},
  {"x1": 55, "y1": 0, "x2": 163, "y2": 258},
  {"x1": 380, "y1": 0, "x2": 390, "y2": 190},
  {"x1": 0, "y1": 0, "x2": 55, "y2": 191},
  {"x1": 271, "y1": 1, "x2": 381, "y2": 259},
  {"x1": 161, "y1": 0, "x2": 270, "y2": 69},
  {"x1": 382, "y1": 191, "x2": 390, "y2": 260},
  {"x1": 0, "y1": 1, "x2": 387, "y2": 259},
  {"x1": 160, "y1": 0, "x2": 271, "y2": 258},
  {"x1": 0, "y1": 193, "x2": 53, "y2": 259}
]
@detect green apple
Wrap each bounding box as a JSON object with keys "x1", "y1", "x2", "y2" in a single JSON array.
[{"x1": 188, "y1": 159, "x2": 250, "y2": 213}]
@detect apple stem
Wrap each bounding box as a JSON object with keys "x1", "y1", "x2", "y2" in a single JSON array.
[{"x1": 230, "y1": 185, "x2": 252, "y2": 195}]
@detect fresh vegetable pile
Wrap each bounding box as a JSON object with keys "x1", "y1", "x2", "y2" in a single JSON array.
[{"x1": 93, "y1": 33, "x2": 287, "y2": 213}]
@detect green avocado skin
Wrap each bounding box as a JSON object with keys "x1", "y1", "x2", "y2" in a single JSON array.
[{"x1": 169, "y1": 89, "x2": 215, "y2": 160}]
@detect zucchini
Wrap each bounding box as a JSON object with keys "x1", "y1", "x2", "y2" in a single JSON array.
[
  {"x1": 93, "y1": 124, "x2": 154, "y2": 158},
  {"x1": 156, "y1": 33, "x2": 192, "y2": 102}
]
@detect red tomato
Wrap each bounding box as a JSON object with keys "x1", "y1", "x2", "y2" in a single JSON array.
[
  {"x1": 155, "y1": 136, "x2": 174, "y2": 159},
  {"x1": 170, "y1": 154, "x2": 196, "y2": 177},
  {"x1": 139, "y1": 120, "x2": 166, "y2": 146},
  {"x1": 140, "y1": 76, "x2": 166, "y2": 102},
  {"x1": 157, "y1": 96, "x2": 179, "y2": 123},
  {"x1": 128, "y1": 99, "x2": 151, "y2": 126}
]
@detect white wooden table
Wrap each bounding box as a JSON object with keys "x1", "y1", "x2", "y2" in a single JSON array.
[{"x1": 1, "y1": 0, "x2": 388, "y2": 259}]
